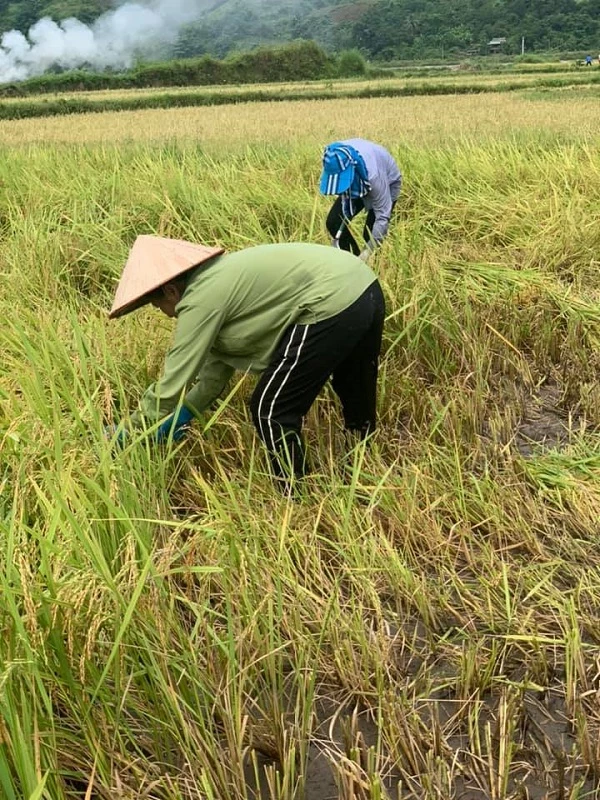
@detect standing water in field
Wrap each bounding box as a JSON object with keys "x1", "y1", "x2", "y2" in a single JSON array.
[{"x1": 0, "y1": 0, "x2": 209, "y2": 83}]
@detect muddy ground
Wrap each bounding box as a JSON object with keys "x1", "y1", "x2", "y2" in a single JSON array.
[
  {"x1": 243, "y1": 382, "x2": 597, "y2": 799},
  {"x1": 513, "y1": 383, "x2": 576, "y2": 457},
  {"x1": 244, "y1": 679, "x2": 597, "y2": 799}
]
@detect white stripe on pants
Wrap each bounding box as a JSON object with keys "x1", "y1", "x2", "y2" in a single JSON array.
[{"x1": 255, "y1": 324, "x2": 308, "y2": 453}]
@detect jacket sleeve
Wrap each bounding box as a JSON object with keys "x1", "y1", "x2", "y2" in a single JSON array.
[
  {"x1": 366, "y1": 172, "x2": 394, "y2": 246},
  {"x1": 184, "y1": 356, "x2": 234, "y2": 415},
  {"x1": 134, "y1": 302, "x2": 229, "y2": 424}
]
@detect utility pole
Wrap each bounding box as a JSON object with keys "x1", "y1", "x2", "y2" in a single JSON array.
[{"x1": 521, "y1": 36, "x2": 525, "y2": 55}]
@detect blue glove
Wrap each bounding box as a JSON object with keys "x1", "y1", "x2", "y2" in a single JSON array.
[
  {"x1": 105, "y1": 407, "x2": 194, "y2": 446},
  {"x1": 155, "y1": 406, "x2": 194, "y2": 443}
]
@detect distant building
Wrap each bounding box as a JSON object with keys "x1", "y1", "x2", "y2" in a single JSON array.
[{"x1": 488, "y1": 37, "x2": 507, "y2": 54}]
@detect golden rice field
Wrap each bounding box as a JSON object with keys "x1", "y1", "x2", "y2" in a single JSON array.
[
  {"x1": 1, "y1": 90, "x2": 600, "y2": 148},
  {"x1": 2, "y1": 88, "x2": 600, "y2": 800}
]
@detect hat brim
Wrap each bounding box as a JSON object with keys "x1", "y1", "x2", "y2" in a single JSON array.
[
  {"x1": 108, "y1": 273, "x2": 188, "y2": 319},
  {"x1": 319, "y1": 165, "x2": 354, "y2": 195},
  {"x1": 109, "y1": 236, "x2": 224, "y2": 319}
]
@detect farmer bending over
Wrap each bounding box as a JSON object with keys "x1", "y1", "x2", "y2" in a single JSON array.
[
  {"x1": 108, "y1": 237, "x2": 385, "y2": 482},
  {"x1": 320, "y1": 138, "x2": 401, "y2": 260}
]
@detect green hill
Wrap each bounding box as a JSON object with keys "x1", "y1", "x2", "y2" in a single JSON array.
[
  {"x1": 166, "y1": 0, "x2": 600, "y2": 60},
  {"x1": 171, "y1": 0, "x2": 372, "y2": 57},
  {"x1": 1, "y1": 0, "x2": 600, "y2": 62},
  {"x1": 0, "y1": 0, "x2": 110, "y2": 29}
]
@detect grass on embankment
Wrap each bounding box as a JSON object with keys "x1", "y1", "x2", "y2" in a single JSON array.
[{"x1": 1, "y1": 99, "x2": 600, "y2": 798}]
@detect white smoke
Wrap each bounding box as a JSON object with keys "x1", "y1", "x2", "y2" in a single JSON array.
[{"x1": 0, "y1": 1, "x2": 206, "y2": 83}]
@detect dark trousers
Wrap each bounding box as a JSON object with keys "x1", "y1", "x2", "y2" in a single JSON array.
[
  {"x1": 326, "y1": 196, "x2": 375, "y2": 255},
  {"x1": 249, "y1": 281, "x2": 385, "y2": 479}
]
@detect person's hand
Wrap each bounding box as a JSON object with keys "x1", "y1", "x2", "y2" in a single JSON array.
[
  {"x1": 104, "y1": 407, "x2": 194, "y2": 447},
  {"x1": 155, "y1": 406, "x2": 194, "y2": 443},
  {"x1": 358, "y1": 248, "x2": 371, "y2": 262}
]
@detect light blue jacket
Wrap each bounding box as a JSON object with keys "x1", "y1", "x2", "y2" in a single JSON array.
[{"x1": 342, "y1": 138, "x2": 402, "y2": 244}]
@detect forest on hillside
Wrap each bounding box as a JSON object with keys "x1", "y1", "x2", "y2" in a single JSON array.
[{"x1": 1, "y1": 0, "x2": 600, "y2": 61}]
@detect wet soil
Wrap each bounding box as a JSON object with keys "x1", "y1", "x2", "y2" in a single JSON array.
[
  {"x1": 244, "y1": 696, "x2": 402, "y2": 800},
  {"x1": 514, "y1": 383, "x2": 575, "y2": 456},
  {"x1": 243, "y1": 667, "x2": 598, "y2": 800}
]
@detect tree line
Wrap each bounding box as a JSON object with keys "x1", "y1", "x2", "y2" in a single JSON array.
[
  {"x1": 349, "y1": 0, "x2": 600, "y2": 60},
  {"x1": 0, "y1": 41, "x2": 366, "y2": 96}
]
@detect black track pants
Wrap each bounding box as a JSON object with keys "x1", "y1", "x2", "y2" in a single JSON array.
[
  {"x1": 326, "y1": 196, "x2": 375, "y2": 255},
  {"x1": 249, "y1": 281, "x2": 385, "y2": 479}
]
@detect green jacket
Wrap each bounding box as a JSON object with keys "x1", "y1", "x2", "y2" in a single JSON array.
[{"x1": 137, "y1": 242, "x2": 377, "y2": 422}]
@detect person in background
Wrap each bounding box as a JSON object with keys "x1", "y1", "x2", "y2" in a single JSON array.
[
  {"x1": 319, "y1": 138, "x2": 401, "y2": 261},
  {"x1": 107, "y1": 236, "x2": 385, "y2": 485},
  {"x1": 585, "y1": 54, "x2": 593, "y2": 66}
]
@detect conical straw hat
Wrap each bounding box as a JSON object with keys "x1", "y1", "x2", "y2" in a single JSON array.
[{"x1": 109, "y1": 235, "x2": 224, "y2": 319}]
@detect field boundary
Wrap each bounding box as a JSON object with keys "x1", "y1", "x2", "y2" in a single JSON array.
[{"x1": 2, "y1": 72, "x2": 600, "y2": 121}]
